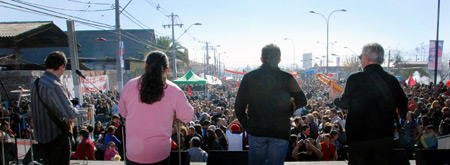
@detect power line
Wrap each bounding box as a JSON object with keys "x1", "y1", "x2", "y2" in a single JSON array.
[
  {"x1": 0, "y1": 4, "x2": 50, "y2": 17},
  {"x1": 10, "y1": 0, "x2": 114, "y2": 28},
  {"x1": 120, "y1": 8, "x2": 170, "y2": 39},
  {"x1": 13, "y1": 0, "x2": 113, "y2": 12},
  {"x1": 66, "y1": 0, "x2": 112, "y2": 6},
  {"x1": 0, "y1": 2, "x2": 166, "y2": 55},
  {"x1": 77, "y1": 0, "x2": 93, "y2": 17},
  {"x1": 0, "y1": 1, "x2": 114, "y2": 29},
  {"x1": 119, "y1": 0, "x2": 132, "y2": 14},
  {"x1": 144, "y1": 0, "x2": 169, "y2": 16},
  {"x1": 121, "y1": 9, "x2": 150, "y2": 29}
]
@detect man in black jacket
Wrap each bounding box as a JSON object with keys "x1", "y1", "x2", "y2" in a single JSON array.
[
  {"x1": 332, "y1": 43, "x2": 408, "y2": 165},
  {"x1": 235, "y1": 44, "x2": 307, "y2": 165}
]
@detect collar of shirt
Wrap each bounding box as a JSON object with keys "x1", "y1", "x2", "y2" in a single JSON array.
[
  {"x1": 43, "y1": 71, "x2": 61, "y2": 82},
  {"x1": 260, "y1": 63, "x2": 280, "y2": 71},
  {"x1": 363, "y1": 64, "x2": 383, "y2": 73}
]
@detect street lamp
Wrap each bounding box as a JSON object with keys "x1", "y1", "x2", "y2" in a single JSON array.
[
  {"x1": 171, "y1": 22, "x2": 201, "y2": 79},
  {"x1": 310, "y1": 9, "x2": 346, "y2": 74},
  {"x1": 284, "y1": 38, "x2": 296, "y2": 70},
  {"x1": 176, "y1": 23, "x2": 202, "y2": 41}
]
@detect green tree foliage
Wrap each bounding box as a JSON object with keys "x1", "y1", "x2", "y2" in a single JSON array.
[{"x1": 137, "y1": 36, "x2": 190, "y2": 69}]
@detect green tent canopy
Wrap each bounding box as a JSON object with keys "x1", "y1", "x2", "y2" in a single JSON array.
[{"x1": 173, "y1": 70, "x2": 207, "y2": 84}]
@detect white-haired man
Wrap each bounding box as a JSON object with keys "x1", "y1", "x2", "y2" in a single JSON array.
[{"x1": 331, "y1": 43, "x2": 408, "y2": 164}]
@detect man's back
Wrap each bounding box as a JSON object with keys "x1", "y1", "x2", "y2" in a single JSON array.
[
  {"x1": 336, "y1": 64, "x2": 408, "y2": 143},
  {"x1": 235, "y1": 64, "x2": 307, "y2": 140},
  {"x1": 188, "y1": 147, "x2": 208, "y2": 162},
  {"x1": 31, "y1": 71, "x2": 78, "y2": 143}
]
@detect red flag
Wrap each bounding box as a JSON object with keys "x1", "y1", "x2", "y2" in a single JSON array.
[
  {"x1": 407, "y1": 75, "x2": 416, "y2": 87},
  {"x1": 187, "y1": 86, "x2": 192, "y2": 96},
  {"x1": 236, "y1": 81, "x2": 240, "y2": 88},
  {"x1": 290, "y1": 71, "x2": 298, "y2": 78}
]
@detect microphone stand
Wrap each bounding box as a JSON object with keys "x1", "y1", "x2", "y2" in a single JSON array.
[
  {"x1": 176, "y1": 119, "x2": 181, "y2": 165},
  {"x1": 76, "y1": 74, "x2": 127, "y2": 164},
  {"x1": 0, "y1": 80, "x2": 19, "y2": 164}
]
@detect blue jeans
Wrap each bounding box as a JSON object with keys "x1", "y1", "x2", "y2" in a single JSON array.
[{"x1": 249, "y1": 135, "x2": 288, "y2": 165}]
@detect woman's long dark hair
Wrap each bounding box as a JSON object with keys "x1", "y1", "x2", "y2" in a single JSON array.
[{"x1": 139, "y1": 51, "x2": 169, "y2": 104}]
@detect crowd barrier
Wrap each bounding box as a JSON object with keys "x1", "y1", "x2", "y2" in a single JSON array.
[{"x1": 73, "y1": 109, "x2": 95, "y2": 127}]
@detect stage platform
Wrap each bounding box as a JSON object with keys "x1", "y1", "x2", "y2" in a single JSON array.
[{"x1": 69, "y1": 160, "x2": 417, "y2": 165}]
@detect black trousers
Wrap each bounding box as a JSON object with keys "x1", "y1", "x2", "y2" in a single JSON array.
[
  {"x1": 126, "y1": 156, "x2": 170, "y2": 165},
  {"x1": 348, "y1": 137, "x2": 394, "y2": 165},
  {"x1": 42, "y1": 134, "x2": 71, "y2": 165}
]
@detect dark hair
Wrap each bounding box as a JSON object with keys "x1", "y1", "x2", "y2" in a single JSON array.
[
  {"x1": 322, "y1": 116, "x2": 330, "y2": 122},
  {"x1": 324, "y1": 124, "x2": 332, "y2": 134},
  {"x1": 194, "y1": 124, "x2": 202, "y2": 135},
  {"x1": 108, "y1": 141, "x2": 116, "y2": 147},
  {"x1": 330, "y1": 130, "x2": 339, "y2": 139},
  {"x1": 261, "y1": 44, "x2": 281, "y2": 67},
  {"x1": 79, "y1": 129, "x2": 89, "y2": 139},
  {"x1": 301, "y1": 124, "x2": 310, "y2": 132},
  {"x1": 214, "y1": 129, "x2": 225, "y2": 138},
  {"x1": 106, "y1": 126, "x2": 115, "y2": 133},
  {"x1": 190, "y1": 137, "x2": 201, "y2": 147},
  {"x1": 202, "y1": 120, "x2": 211, "y2": 126},
  {"x1": 86, "y1": 125, "x2": 94, "y2": 133},
  {"x1": 45, "y1": 51, "x2": 67, "y2": 70},
  {"x1": 294, "y1": 117, "x2": 301, "y2": 123},
  {"x1": 139, "y1": 51, "x2": 169, "y2": 104},
  {"x1": 207, "y1": 129, "x2": 218, "y2": 149},
  {"x1": 289, "y1": 134, "x2": 298, "y2": 146}
]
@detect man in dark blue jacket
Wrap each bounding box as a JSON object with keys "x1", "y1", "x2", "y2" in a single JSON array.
[
  {"x1": 235, "y1": 44, "x2": 307, "y2": 165},
  {"x1": 332, "y1": 43, "x2": 408, "y2": 164}
]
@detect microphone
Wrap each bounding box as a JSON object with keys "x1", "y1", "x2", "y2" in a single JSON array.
[{"x1": 75, "y1": 70, "x2": 86, "y2": 79}]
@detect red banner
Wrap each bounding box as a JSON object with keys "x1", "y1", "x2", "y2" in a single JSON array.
[{"x1": 224, "y1": 69, "x2": 246, "y2": 75}]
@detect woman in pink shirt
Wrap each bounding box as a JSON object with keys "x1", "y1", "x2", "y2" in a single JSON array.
[{"x1": 119, "y1": 51, "x2": 194, "y2": 164}]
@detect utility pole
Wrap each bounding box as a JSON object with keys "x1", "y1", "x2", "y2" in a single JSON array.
[
  {"x1": 115, "y1": 0, "x2": 123, "y2": 92},
  {"x1": 202, "y1": 42, "x2": 211, "y2": 76},
  {"x1": 433, "y1": 0, "x2": 441, "y2": 91},
  {"x1": 66, "y1": 20, "x2": 82, "y2": 104},
  {"x1": 163, "y1": 13, "x2": 183, "y2": 79},
  {"x1": 214, "y1": 49, "x2": 217, "y2": 76},
  {"x1": 218, "y1": 52, "x2": 221, "y2": 78}
]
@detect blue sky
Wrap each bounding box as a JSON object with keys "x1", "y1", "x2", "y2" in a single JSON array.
[{"x1": 1, "y1": 0, "x2": 449, "y2": 70}]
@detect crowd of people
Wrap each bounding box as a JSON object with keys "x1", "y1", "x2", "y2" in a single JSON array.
[
  {"x1": 1, "y1": 75, "x2": 446, "y2": 163},
  {"x1": 0, "y1": 49, "x2": 450, "y2": 164}
]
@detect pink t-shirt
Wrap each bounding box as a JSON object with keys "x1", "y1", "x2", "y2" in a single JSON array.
[{"x1": 118, "y1": 77, "x2": 194, "y2": 163}]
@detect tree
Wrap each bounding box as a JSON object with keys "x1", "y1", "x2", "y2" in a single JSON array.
[
  {"x1": 341, "y1": 55, "x2": 359, "y2": 72},
  {"x1": 137, "y1": 36, "x2": 190, "y2": 69}
]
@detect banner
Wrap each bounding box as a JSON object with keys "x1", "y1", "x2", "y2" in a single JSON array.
[
  {"x1": 120, "y1": 41, "x2": 125, "y2": 69},
  {"x1": 61, "y1": 75, "x2": 75, "y2": 99},
  {"x1": 224, "y1": 69, "x2": 246, "y2": 75},
  {"x1": 80, "y1": 75, "x2": 109, "y2": 94},
  {"x1": 428, "y1": 40, "x2": 444, "y2": 71}
]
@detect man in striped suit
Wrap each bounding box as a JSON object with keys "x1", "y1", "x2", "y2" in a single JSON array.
[{"x1": 31, "y1": 51, "x2": 78, "y2": 165}]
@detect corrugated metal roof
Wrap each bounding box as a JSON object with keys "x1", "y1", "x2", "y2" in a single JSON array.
[{"x1": 0, "y1": 21, "x2": 52, "y2": 37}]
